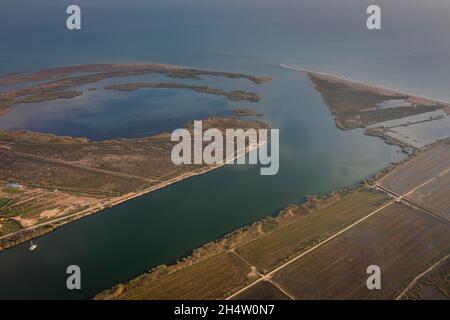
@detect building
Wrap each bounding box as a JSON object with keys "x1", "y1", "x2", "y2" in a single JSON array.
[{"x1": 6, "y1": 182, "x2": 24, "y2": 189}]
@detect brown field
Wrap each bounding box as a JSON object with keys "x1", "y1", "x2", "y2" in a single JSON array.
[
  {"x1": 379, "y1": 141, "x2": 450, "y2": 195},
  {"x1": 0, "y1": 63, "x2": 271, "y2": 87},
  {"x1": 231, "y1": 281, "x2": 290, "y2": 300},
  {"x1": 403, "y1": 256, "x2": 450, "y2": 300},
  {"x1": 406, "y1": 171, "x2": 450, "y2": 221},
  {"x1": 97, "y1": 252, "x2": 255, "y2": 300},
  {"x1": 235, "y1": 190, "x2": 390, "y2": 273},
  {"x1": 271, "y1": 202, "x2": 450, "y2": 299},
  {"x1": 0, "y1": 148, "x2": 150, "y2": 195},
  {"x1": 0, "y1": 186, "x2": 101, "y2": 233}
]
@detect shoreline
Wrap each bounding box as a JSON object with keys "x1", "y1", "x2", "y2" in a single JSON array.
[
  {"x1": 281, "y1": 64, "x2": 449, "y2": 150},
  {"x1": 96, "y1": 138, "x2": 449, "y2": 300},
  {"x1": 96, "y1": 185, "x2": 362, "y2": 299},
  {"x1": 0, "y1": 140, "x2": 266, "y2": 251},
  {"x1": 0, "y1": 63, "x2": 273, "y2": 250},
  {"x1": 0, "y1": 63, "x2": 272, "y2": 118},
  {"x1": 280, "y1": 64, "x2": 450, "y2": 107}
]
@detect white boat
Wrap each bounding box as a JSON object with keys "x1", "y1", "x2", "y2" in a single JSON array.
[{"x1": 29, "y1": 241, "x2": 37, "y2": 251}]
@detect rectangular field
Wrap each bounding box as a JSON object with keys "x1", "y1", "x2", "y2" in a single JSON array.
[
  {"x1": 271, "y1": 203, "x2": 450, "y2": 299},
  {"x1": 402, "y1": 256, "x2": 450, "y2": 300},
  {"x1": 235, "y1": 190, "x2": 390, "y2": 273},
  {"x1": 379, "y1": 141, "x2": 450, "y2": 195},
  {"x1": 382, "y1": 116, "x2": 450, "y2": 149},
  {"x1": 406, "y1": 171, "x2": 450, "y2": 221},
  {"x1": 110, "y1": 252, "x2": 254, "y2": 300}
]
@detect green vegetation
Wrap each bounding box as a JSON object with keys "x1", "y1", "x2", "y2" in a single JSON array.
[
  {"x1": 2, "y1": 188, "x2": 23, "y2": 195},
  {"x1": 0, "y1": 198, "x2": 12, "y2": 208}
]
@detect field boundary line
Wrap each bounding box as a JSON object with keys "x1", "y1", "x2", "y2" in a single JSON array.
[
  {"x1": 401, "y1": 198, "x2": 450, "y2": 226},
  {"x1": 403, "y1": 167, "x2": 450, "y2": 197},
  {"x1": 1, "y1": 148, "x2": 162, "y2": 183},
  {"x1": 229, "y1": 249, "x2": 258, "y2": 271},
  {"x1": 267, "y1": 279, "x2": 295, "y2": 300},
  {"x1": 231, "y1": 190, "x2": 390, "y2": 259},
  {"x1": 395, "y1": 253, "x2": 450, "y2": 300},
  {"x1": 0, "y1": 144, "x2": 263, "y2": 245},
  {"x1": 226, "y1": 200, "x2": 395, "y2": 300}
]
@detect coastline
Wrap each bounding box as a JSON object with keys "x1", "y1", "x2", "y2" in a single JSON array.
[
  {"x1": 96, "y1": 185, "x2": 362, "y2": 299},
  {"x1": 280, "y1": 64, "x2": 450, "y2": 151},
  {"x1": 96, "y1": 138, "x2": 450, "y2": 300},
  {"x1": 280, "y1": 64, "x2": 450, "y2": 107},
  {"x1": 0, "y1": 63, "x2": 273, "y2": 250},
  {"x1": 0, "y1": 63, "x2": 271, "y2": 118},
  {"x1": 0, "y1": 139, "x2": 267, "y2": 251}
]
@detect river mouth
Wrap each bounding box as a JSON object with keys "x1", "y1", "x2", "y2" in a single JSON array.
[{"x1": 0, "y1": 61, "x2": 405, "y2": 299}]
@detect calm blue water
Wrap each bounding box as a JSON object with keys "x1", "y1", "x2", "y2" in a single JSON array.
[
  {"x1": 0, "y1": 73, "x2": 246, "y2": 140},
  {"x1": 0, "y1": 0, "x2": 448, "y2": 299}
]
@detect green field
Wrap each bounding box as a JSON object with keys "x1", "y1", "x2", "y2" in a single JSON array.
[{"x1": 236, "y1": 190, "x2": 390, "y2": 273}]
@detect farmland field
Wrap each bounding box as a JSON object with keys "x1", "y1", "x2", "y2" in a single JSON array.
[
  {"x1": 403, "y1": 256, "x2": 450, "y2": 300},
  {"x1": 235, "y1": 190, "x2": 390, "y2": 273},
  {"x1": 271, "y1": 203, "x2": 450, "y2": 299},
  {"x1": 406, "y1": 171, "x2": 450, "y2": 221},
  {"x1": 231, "y1": 281, "x2": 290, "y2": 300},
  {"x1": 98, "y1": 252, "x2": 254, "y2": 300}
]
